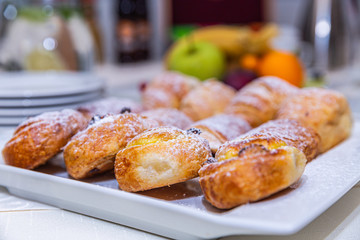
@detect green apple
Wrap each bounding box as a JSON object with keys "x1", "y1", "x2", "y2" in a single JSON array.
[{"x1": 167, "y1": 40, "x2": 226, "y2": 81}]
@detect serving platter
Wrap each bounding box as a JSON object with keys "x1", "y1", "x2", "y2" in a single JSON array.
[
  {"x1": 0, "y1": 90, "x2": 103, "y2": 107},
  {"x1": 0, "y1": 72, "x2": 104, "y2": 98},
  {"x1": 0, "y1": 122, "x2": 359, "y2": 240}
]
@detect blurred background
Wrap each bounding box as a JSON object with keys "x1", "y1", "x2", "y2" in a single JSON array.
[{"x1": 1, "y1": 0, "x2": 360, "y2": 125}]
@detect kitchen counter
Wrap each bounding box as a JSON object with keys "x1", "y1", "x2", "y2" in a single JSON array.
[{"x1": 1, "y1": 63, "x2": 360, "y2": 240}]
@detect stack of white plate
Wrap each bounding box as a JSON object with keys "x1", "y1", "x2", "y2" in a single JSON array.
[{"x1": 0, "y1": 72, "x2": 105, "y2": 126}]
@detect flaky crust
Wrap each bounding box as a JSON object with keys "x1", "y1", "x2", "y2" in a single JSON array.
[
  {"x1": 141, "y1": 108, "x2": 193, "y2": 129},
  {"x1": 115, "y1": 127, "x2": 211, "y2": 192},
  {"x1": 277, "y1": 88, "x2": 353, "y2": 153},
  {"x1": 189, "y1": 114, "x2": 251, "y2": 153},
  {"x1": 225, "y1": 76, "x2": 299, "y2": 127},
  {"x1": 2, "y1": 109, "x2": 88, "y2": 169},
  {"x1": 199, "y1": 145, "x2": 306, "y2": 209},
  {"x1": 77, "y1": 97, "x2": 143, "y2": 121},
  {"x1": 142, "y1": 71, "x2": 200, "y2": 110},
  {"x1": 216, "y1": 119, "x2": 320, "y2": 162},
  {"x1": 180, "y1": 79, "x2": 236, "y2": 121},
  {"x1": 63, "y1": 113, "x2": 159, "y2": 179}
]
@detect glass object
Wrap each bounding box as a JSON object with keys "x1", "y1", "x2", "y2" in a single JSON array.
[{"x1": 0, "y1": 0, "x2": 95, "y2": 71}]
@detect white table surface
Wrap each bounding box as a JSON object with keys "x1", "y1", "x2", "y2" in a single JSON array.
[{"x1": 1, "y1": 63, "x2": 360, "y2": 240}]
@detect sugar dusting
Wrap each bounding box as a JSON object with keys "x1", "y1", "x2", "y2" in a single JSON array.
[
  {"x1": 141, "y1": 108, "x2": 193, "y2": 129},
  {"x1": 229, "y1": 119, "x2": 319, "y2": 159},
  {"x1": 150, "y1": 72, "x2": 200, "y2": 98},
  {"x1": 77, "y1": 97, "x2": 143, "y2": 116},
  {"x1": 191, "y1": 114, "x2": 251, "y2": 140},
  {"x1": 127, "y1": 126, "x2": 211, "y2": 159},
  {"x1": 69, "y1": 113, "x2": 159, "y2": 147},
  {"x1": 227, "y1": 76, "x2": 298, "y2": 113},
  {"x1": 142, "y1": 72, "x2": 201, "y2": 109},
  {"x1": 15, "y1": 109, "x2": 88, "y2": 137}
]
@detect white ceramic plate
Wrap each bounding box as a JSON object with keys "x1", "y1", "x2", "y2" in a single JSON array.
[
  {"x1": 0, "y1": 123, "x2": 359, "y2": 239},
  {"x1": 0, "y1": 102, "x2": 85, "y2": 117},
  {"x1": 0, "y1": 72, "x2": 105, "y2": 98},
  {"x1": 0, "y1": 90, "x2": 103, "y2": 107},
  {"x1": 0, "y1": 116, "x2": 28, "y2": 126}
]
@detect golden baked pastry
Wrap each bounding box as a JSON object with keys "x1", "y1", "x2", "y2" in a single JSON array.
[
  {"x1": 141, "y1": 71, "x2": 200, "y2": 110},
  {"x1": 115, "y1": 127, "x2": 211, "y2": 192},
  {"x1": 141, "y1": 108, "x2": 193, "y2": 129},
  {"x1": 189, "y1": 114, "x2": 251, "y2": 153},
  {"x1": 2, "y1": 109, "x2": 88, "y2": 169},
  {"x1": 225, "y1": 76, "x2": 299, "y2": 127},
  {"x1": 216, "y1": 119, "x2": 320, "y2": 162},
  {"x1": 77, "y1": 97, "x2": 143, "y2": 121},
  {"x1": 180, "y1": 79, "x2": 236, "y2": 121},
  {"x1": 63, "y1": 113, "x2": 159, "y2": 179},
  {"x1": 276, "y1": 88, "x2": 352, "y2": 153},
  {"x1": 199, "y1": 144, "x2": 306, "y2": 209}
]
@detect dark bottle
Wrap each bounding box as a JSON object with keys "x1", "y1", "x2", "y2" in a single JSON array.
[
  {"x1": 116, "y1": 0, "x2": 149, "y2": 63},
  {"x1": 134, "y1": 0, "x2": 150, "y2": 61},
  {"x1": 117, "y1": 0, "x2": 137, "y2": 63}
]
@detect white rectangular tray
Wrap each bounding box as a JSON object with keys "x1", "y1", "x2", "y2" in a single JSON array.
[{"x1": 0, "y1": 122, "x2": 360, "y2": 240}]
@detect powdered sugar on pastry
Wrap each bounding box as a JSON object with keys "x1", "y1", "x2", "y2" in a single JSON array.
[
  {"x1": 189, "y1": 114, "x2": 251, "y2": 153},
  {"x1": 225, "y1": 76, "x2": 299, "y2": 127},
  {"x1": 2, "y1": 109, "x2": 88, "y2": 169},
  {"x1": 77, "y1": 97, "x2": 143, "y2": 120},
  {"x1": 141, "y1": 108, "x2": 193, "y2": 129},
  {"x1": 63, "y1": 113, "x2": 159, "y2": 179},
  {"x1": 216, "y1": 119, "x2": 320, "y2": 162},
  {"x1": 115, "y1": 126, "x2": 211, "y2": 192},
  {"x1": 180, "y1": 79, "x2": 236, "y2": 121},
  {"x1": 193, "y1": 114, "x2": 251, "y2": 141},
  {"x1": 277, "y1": 87, "x2": 352, "y2": 153},
  {"x1": 142, "y1": 72, "x2": 200, "y2": 110}
]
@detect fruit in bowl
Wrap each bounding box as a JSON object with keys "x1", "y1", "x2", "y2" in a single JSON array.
[
  {"x1": 257, "y1": 50, "x2": 304, "y2": 87},
  {"x1": 166, "y1": 41, "x2": 226, "y2": 81},
  {"x1": 223, "y1": 69, "x2": 257, "y2": 90}
]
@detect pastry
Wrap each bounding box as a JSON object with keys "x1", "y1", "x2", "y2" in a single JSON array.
[
  {"x1": 276, "y1": 88, "x2": 352, "y2": 153},
  {"x1": 225, "y1": 76, "x2": 299, "y2": 127},
  {"x1": 77, "y1": 97, "x2": 143, "y2": 121},
  {"x1": 63, "y1": 113, "x2": 159, "y2": 179},
  {"x1": 115, "y1": 127, "x2": 211, "y2": 192},
  {"x1": 189, "y1": 114, "x2": 251, "y2": 153},
  {"x1": 199, "y1": 144, "x2": 306, "y2": 209},
  {"x1": 141, "y1": 71, "x2": 200, "y2": 110},
  {"x1": 199, "y1": 119, "x2": 315, "y2": 209},
  {"x1": 180, "y1": 79, "x2": 236, "y2": 121},
  {"x1": 141, "y1": 108, "x2": 193, "y2": 129},
  {"x1": 2, "y1": 109, "x2": 88, "y2": 169},
  {"x1": 216, "y1": 119, "x2": 320, "y2": 162}
]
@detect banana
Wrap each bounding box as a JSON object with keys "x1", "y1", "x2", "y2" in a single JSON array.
[
  {"x1": 246, "y1": 23, "x2": 279, "y2": 55},
  {"x1": 187, "y1": 25, "x2": 250, "y2": 57}
]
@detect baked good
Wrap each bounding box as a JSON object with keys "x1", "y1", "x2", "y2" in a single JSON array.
[
  {"x1": 2, "y1": 109, "x2": 88, "y2": 169},
  {"x1": 141, "y1": 108, "x2": 193, "y2": 129},
  {"x1": 199, "y1": 119, "x2": 318, "y2": 209},
  {"x1": 216, "y1": 119, "x2": 320, "y2": 162},
  {"x1": 189, "y1": 114, "x2": 251, "y2": 153},
  {"x1": 141, "y1": 71, "x2": 200, "y2": 110},
  {"x1": 199, "y1": 144, "x2": 306, "y2": 209},
  {"x1": 63, "y1": 113, "x2": 159, "y2": 179},
  {"x1": 276, "y1": 88, "x2": 352, "y2": 153},
  {"x1": 115, "y1": 127, "x2": 211, "y2": 192},
  {"x1": 77, "y1": 97, "x2": 143, "y2": 121},
  {"x1": 180, "y1": 79, "x2": 236, "y2": 121},
  {"x1": 225, "y1": 76, "x2": 299, "y2": 127}
]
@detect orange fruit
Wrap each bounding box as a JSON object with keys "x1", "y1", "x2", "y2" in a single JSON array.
[
  {"x1": 239, "y1": 54, "x2": 258, "y2": 71},
  {"x1": 257, "y1": 50, "x2": 304, "y2": 87}
]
